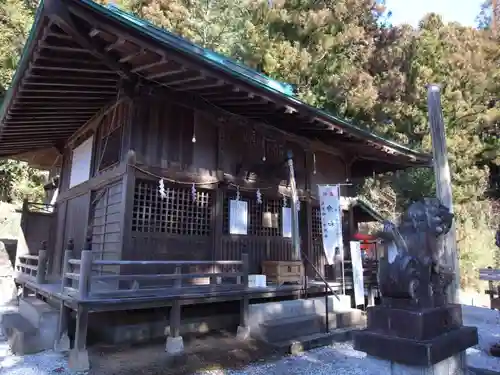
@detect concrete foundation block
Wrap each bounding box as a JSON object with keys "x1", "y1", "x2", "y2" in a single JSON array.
[
  {"x1": 53, "y1": 332, "x2": 70, "y2": 352},
  {"x1": 165, "y1": 335, "x2": 184, "y2": 355},
  {"x1": 247, "y1": 294, "x2": 352, "y2": 337},
  {"x1": 69, "y1": 348, "x2": 90, "y2": 372},
  {"x1": 374, "y1": 352, "x2": 467, "y2": 375},
  {"x1": 1, "y1": 312, "x2": 42, "y2": 355},
  {"x1": 236, "y1": 325, "x2": 251, "y2": 341}
]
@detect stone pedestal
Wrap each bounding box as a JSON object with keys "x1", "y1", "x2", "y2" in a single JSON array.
[
  {"x1": 165, "y1": 335, "x2": 184, "y2": 355},
  {"x1": 353, "y1": 304, "x2": 478, "y2": 373},
  {"x1": 68, "y1": 348, "x2": 90, "y2": 372}
]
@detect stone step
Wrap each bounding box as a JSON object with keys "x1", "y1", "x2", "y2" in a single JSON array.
[
  {"x1": 270, "y1": 326, "x2": 363, "y2": 355},
  {"x1": 259, "y1": 309, "x2": 366, "y2": 343},
  {"x1": 17, "y1": 297, "x2": 59, "y2": 352},
  {"x1": 0, "y1": 312, "x2": 44, "y2": 355},
  {"x1": 260, "y1": 314, "x2": 323, "y2": 343},
  {"x1": 19, "y1": 296, "x2": 58, "y2": 329}
]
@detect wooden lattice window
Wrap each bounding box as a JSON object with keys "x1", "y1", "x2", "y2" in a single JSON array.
[
  {"x1": 132, "y1": 179, "x2": 212, "y2": 236},
  {"x1": 223, "y1": 191, "x2": 283, "y2": 236},
  {"x1": 97, "y1": 113, "x2": 122, "y2": 172},
  {"x1": 312, "y1": 206, "x2": 323, "y2": 242}
]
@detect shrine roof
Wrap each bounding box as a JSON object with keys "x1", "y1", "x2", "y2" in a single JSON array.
[{"x1": 0, "y1": 0, "x2": 431, "y2": 172}]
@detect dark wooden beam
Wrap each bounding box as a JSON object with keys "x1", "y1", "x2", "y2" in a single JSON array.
[
  {"x1": 30, "y1": 62, "x2": 115, "y2": 75},
  {"x1": 103, "y1": 38, "x2": 125, "y2": 53},
  {"x1": 6, "y1": 116, "x2": 90, "y2": 123},
  {"x1": 9, "y1": 104, "x2": 101, "y2": 110},
  {"x1": 182, "y1": 80, "x2": 225, "y2": 91},
  {"x1": 22, "y1": 81, "x2": 117, "y2": 89},
  {"x1": 218, "y1": 101, "x2": 269, "y2": 108},
  {"x1": 36, "y1": 46, "x2": 97, "y2": 61},
  {"x1": 46, "y1": 30, "x2": 73, "y2": 40},
  {"x1": 17, "y1": 95, "x2": 111, "y2": 100},
  {"x1": 5, "y1": 123, "x2": 82, "y2": 128},
  {"x1": 44, "y1": 0, "x2": 133, "y2": 81},
  {"x1": 5, "y1": 129, "x2": 77, "y2": 135},
  {"x1": 3, "y1": 133, "x2": 74, "y2": 140},
  {"x1": 4, "y1": 125, "x2": 77, "y2": 132},
  {"x1": 200, "y1": 89, "x2": 250, "y2": 98},
  {"x1": 7, "y1": 111, "x2": 95, "y2": 116},
  {"x1": 33, "y1": 54, "x2": 107, "y2": 66},
  {"x1": 27, "y1": 71, "x2": 119, "y2": 82},
  {"x1": 19, "y1": 88, "x2": 116, "y2": 95},
  {"x1": 146, "y1": 68, "x2": 186, "y2": 80},
  {"x1": 164, "y1": 74, "x2": 205, "y2": 86},
  {"x1": 119, "y1": 49, "x2": 146, "y2": 63},
  {"x1": 130, "y1": 58, "x2": 170, "y2": 73},
  {"x1": 0, "y1": 140, "x2": 56, "y2": 146}
]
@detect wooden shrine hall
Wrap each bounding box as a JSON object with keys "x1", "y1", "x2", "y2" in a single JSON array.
[{"x1": 0, "y1": 0, "x2": 431, "y2": 370}]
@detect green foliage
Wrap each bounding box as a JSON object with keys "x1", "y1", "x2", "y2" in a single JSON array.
[
  {"x1": 0, "y1": 160, "x2": 46, "y2": 204},
  {"x1": 455, "y1": 201, "x2": 497, "y2": 290},
  {"x1": 0, "y1": 0, "x2": 45, "y2": 205}
]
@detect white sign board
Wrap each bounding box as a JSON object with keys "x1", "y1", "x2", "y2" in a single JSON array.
[
  {"x1": 282, "y1": 207, "x2": 292, "y2": 238},
  {"x1": 318, "y1": 185, "x2": 343, "y2": 265},
  {"x1": 69, "y1": 136, "x2": 93, "y2": 188},
  {"x1": 229, "y1": 200, "x2": 248, "y2": 235},
  {"x1": 350, "y1": 241, "x2": 365, "y2": 307}
]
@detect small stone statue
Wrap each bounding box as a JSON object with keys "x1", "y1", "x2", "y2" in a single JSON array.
[{"x1": 375, "y1": 198, "x2": 454, "y2": 308}]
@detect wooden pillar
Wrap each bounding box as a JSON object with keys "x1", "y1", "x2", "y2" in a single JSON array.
[
  {"x1": 68, "y1": 305, "x2": 90, "y2": 371},
  {"x1": 287, "y1": 151, "x2": 301, "y2": 261},
  {"x1": 427, "y1": 84, "x2": 459, "y2": 304},
  {"x1": 166, "y1": 263, "x2": 184, "y2": 354},
  {"x1": 367, "y1": 285, "x2": 376, "y2": 307},
  {"x1": 54, "y1": 303, "x2": 71, "y2": 352},
  {"x1": 120, "y1": 151, "x2": 137, "y2": 263},
  {"x1": 237, "y1": 253, "x2": 250, "y2": 340},
  {"x1": 166, "y1": 300, "x2": 184, "y2": 354},
  {"x1": 78, "y1": 249, "x2": 93, "y2": 300},
  {"x1": 212, "y1": 123, "x2": 225, "y2": 261},
  {"x1": 302, "y1": 150, "x2": 314, "y2": 279},
  {"x1": 36, "y1": 241, "x2": 48, "y2": 285},
  {"x1": 212, "y1": 189, "x2": 224, "y2": 261}
]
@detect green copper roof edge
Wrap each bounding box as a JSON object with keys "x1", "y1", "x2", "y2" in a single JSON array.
[{"x1": 0, "y1": 0, "x2": 46, "y2": 143}]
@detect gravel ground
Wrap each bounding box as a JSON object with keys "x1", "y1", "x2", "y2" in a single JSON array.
[{"x1": 1, "y1": 304, "x2": 500, "y2": 375}]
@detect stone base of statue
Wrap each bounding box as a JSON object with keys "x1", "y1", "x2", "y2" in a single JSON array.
[{"x1": 353, "y1": 303, "x2": 478, "y2": 374}]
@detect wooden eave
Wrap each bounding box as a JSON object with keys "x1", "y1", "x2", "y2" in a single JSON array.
[{"x1": 0, "y1": 0, "x2": 431, "y2": 174}]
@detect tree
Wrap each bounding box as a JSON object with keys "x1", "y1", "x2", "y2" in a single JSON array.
[{"x1": 0, "y1": 0, "x2": 45, "y2": 204}]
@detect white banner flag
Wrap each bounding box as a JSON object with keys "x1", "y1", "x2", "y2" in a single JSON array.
[
  {"x1": 318, "y1": 185, "x2": 343, "y2": 265},
  {"x1": 350, "y1": 241, "x2": 365, "y2": 307}
]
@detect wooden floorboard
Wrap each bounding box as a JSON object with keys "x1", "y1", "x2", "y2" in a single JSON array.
[{"x1": 15, "y1": 275, "x2": 364, "y2": 313}]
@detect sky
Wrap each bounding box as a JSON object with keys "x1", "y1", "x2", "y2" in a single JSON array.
[{"x1": 384, "y1": 0, "x2": 485, "y2": 28}]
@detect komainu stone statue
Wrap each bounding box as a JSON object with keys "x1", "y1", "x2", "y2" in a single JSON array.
[
  {"x1": 375, "y1": 197, "x2": 454, "y2": 308},
  {"x1": 354, "y1": 197, "x2": 478, "y2": 368}
]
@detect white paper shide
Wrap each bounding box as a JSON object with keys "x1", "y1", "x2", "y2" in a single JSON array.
[{"x1": 318, "y1": 185, "x2": 343, "y2": 265}]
